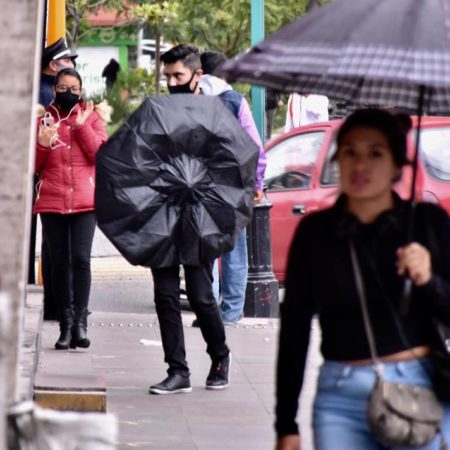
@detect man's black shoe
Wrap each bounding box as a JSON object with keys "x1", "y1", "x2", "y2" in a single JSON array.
[
  {"x1": 206, "y1": 354, "x2": 231, "y2": 390},
  {"x1": 149, "y1": 374, "x2": 192, "y2": 395}
]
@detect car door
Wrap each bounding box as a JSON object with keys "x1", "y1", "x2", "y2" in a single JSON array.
[
  {"x1": 416, "y1": 122, "x2": 450, "y2": 214},
  {"x1": 265, "y1": 127, "x2": 332, "y2": 282}
]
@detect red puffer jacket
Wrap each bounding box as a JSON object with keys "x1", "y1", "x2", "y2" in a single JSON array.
[{"x1": 34, "y1": 103, "x2": 107, "y2": 215}]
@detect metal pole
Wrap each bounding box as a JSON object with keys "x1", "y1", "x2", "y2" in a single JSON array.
[
  {"x1": 251, "y1": 0, "x2": 265, "y2": 145},
  {"x1": 246, "y1": 0, "x2": 279, "y2": 318},
  {"x1": 137, "y1": 28, "x2": 144, "y2": 68},
  {"x1": 47, "y1": 0, "x2": 66, "y2": 45},
  {"x1": 245, "y1": 195, "x2": 279, "y2": 318}
]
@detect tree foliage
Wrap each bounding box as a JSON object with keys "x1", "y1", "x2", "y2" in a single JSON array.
[
  {"x1": 163, "y1": 0, "x2": 329, "y2": 57},
  {"x1": 65, "y1": 0, "x2": 331, "y2": 56},
  {"x1": 129, "y1": 1, "x2": 178, "y2": 93},
  {"x1": 66, "y1": 0, "x2": 127, "y2": 51}
]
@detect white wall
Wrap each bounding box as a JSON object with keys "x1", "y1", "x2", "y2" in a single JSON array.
[{"x1": 76, "y1": 46, "x2": 119, "y2": 97}]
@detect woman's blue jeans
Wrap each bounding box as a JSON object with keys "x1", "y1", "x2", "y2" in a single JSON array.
[{"x1": 313, "y1": 359, "x2": 450, "y2": 450}]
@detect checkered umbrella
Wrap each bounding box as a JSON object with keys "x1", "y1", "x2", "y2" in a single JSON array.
[
  {"x1": 221, "y1": 0, "x2": 450, "y2": 207},
  {"x1": 221, "y1": 0, "x2": 450, "y2": 114}
]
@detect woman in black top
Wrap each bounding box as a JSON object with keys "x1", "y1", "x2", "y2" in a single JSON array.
[{"x1": 275, "y1": 109, "x2": 450, "y2": 450}]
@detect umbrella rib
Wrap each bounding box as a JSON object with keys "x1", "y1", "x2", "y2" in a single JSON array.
[{"x1": 124, "y1": 121, "x2": 164, "y2": 165}]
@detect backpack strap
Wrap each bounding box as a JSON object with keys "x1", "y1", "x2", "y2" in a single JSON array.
[{"x1": 218, "y1": 90, "x2": 241, "y2": 118}]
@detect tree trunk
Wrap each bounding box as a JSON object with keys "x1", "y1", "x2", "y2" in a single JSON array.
[
  {"x1": 0, "y1": 0, "x2": 42, "y2": 446},
  {"x1": 69, "y1": 12, "x2": 81, "y2": 52},
  {"x1": 155, "y1": 31, "x2": 161, "y2": 95}
]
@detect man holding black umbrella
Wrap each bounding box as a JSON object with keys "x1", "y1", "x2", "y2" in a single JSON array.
[
  {"x1": 147, "y1": 44, "x2": 232, "y2": 395},
  {"x1": 96, "y1": 45, "x2": 259, "y2": 395}
]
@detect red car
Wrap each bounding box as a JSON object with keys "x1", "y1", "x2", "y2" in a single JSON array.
[{"x1": 265, "y1": 117, "x2": 450, "y2": 283}]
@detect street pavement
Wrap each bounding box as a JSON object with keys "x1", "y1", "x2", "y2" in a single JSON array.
[
  {"x1": 38, "y1": 311, "x2": 322, "y2": 450},
  {"x1": 35, "y1": 223, "x2": 323, "y2": 449}
]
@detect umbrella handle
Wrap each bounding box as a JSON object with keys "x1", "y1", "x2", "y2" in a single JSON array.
[
  {"x1": 401, "y1": 86, "x2": 427, "y2": 316},
  {"x1": 399, "y1": 277, "x2": 412, "y2": 316},
  {"x1": 409, "y1": 85, "x2": 426, "y2": 208}
]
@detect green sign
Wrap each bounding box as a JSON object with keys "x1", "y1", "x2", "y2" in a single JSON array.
[{"x1": 80, "y1": 26, "x2": 137, "y2": 47}]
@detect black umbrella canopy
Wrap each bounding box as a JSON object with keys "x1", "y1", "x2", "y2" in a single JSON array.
[
  {"x1": 95, "y1": 94, "x2": 259, "y2": 268},
  {"x1": 221, "y1": 0, "x2": 450, "y2": 113}
]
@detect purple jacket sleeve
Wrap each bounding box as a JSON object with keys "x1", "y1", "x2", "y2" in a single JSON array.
[{"x1": 238, "y1": 98, "x2": 267, "y2": 191}]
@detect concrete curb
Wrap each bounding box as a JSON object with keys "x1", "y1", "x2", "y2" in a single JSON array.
[{"x1": 18, "y1": 286, "x2": 44, "y2": 402}]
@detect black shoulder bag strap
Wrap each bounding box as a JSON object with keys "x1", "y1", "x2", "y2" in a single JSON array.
[{"x1": 349, "y1": 241, "x2": 383, "y2": 374}]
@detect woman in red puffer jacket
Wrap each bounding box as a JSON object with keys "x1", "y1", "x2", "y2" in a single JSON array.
[{"x1": 35, "y1": 67, "x2": 107, "y2": 351}]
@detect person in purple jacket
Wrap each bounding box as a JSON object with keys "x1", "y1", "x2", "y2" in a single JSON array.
[{"x1": 198, "y1": 51, "x2": 267, "y2": 325}]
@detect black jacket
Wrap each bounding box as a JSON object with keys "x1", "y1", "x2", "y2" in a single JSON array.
[
  {"x1": 39, "y1": 74, "x2": 55, "y2": 107},
  {"x1": 275, "y1": 193, "x2": 450, "y2": 436}
]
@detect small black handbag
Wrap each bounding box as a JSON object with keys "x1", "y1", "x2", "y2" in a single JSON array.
[{"x1": 349, "y1": 241, "x2": 447, "y2": 449}]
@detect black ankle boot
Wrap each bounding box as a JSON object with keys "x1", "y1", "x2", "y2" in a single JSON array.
[
  {"x1": 55, "y1": 308, "x2": 74, "y2": 350},
  {"x1": 70, "y1": 307, "x2": 90, "y2": 349}
]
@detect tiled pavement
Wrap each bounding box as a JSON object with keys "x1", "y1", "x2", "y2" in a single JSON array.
[{"x1": 37, "y1": 311, "x2": 322, "y2": 450}]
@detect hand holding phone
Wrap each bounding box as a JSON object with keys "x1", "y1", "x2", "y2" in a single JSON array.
[
  {"x1": 41, "y1": 113, "x2": 54, "y2": 128},
  {"x1": 38, "y1": 114, "x2": 57, "y2": 147}
]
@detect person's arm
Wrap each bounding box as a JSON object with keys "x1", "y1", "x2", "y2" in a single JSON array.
[
  {"x1": 35, "y1": 118, "x2": 57, "y2": 172},
  {"x1": 276, "y1": 435, "x2": 300, "y2": 450},
  {"x1": 73, "y1": 105, "x2": 108, "y2": 164},
  {"x1": 275, "y1": 219, "x2": 315, "y2": 445},
  {"x1": 410, "y1": 205, "x2": 450, "y2": 319},
  {"x1": 35, "y1": 143, "x2": 51, "y2": 173},
  {"x1": 284, "y1": 94, "x2": 295, "y2": 132},
  {"x1": 237, "y1": 98, "x2": 267, "y2": 194}
]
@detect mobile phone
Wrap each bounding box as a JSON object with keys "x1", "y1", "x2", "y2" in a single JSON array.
[{"x1": 41, "y1": 115, "x2": 54, "y2": 127}]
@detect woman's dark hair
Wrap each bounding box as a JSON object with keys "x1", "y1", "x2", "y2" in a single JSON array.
[
  {"x1": 54, "y1": 67, "x2": 82, "y2": 87},
  {"x1": 334, "y1": 108, "x2": 413, "y2": 167}
]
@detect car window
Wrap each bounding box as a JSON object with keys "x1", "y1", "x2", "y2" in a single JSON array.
[
  {"x1": 418, "y1": 127, "x2": 450, "y2": 181},
  {"x1": 321, "y1": 139, "x2": 340, "y2": 186},
  {"x1": 265, "y1": 131, "x2": 325, "y2": 191}
]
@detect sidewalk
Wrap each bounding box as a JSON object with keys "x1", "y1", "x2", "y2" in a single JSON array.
[{"x1": 35, "y1": 310, "x2": 321, "y2": 450}]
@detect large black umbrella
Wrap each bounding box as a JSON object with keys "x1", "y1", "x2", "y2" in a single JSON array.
[{"x1": 95, "y1": 94, "x2": 259, "y2": 268}]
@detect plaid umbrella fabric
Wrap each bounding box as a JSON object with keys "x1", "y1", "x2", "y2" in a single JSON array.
[{"x1": 221, "y1": 0, "x2": 450, "y2": 113}]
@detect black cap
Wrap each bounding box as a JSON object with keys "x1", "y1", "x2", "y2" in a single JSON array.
[{"x1": 42, "y1": 38, "x2": 78, "y2": 68}]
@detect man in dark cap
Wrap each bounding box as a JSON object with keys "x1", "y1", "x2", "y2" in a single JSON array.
[
  {"x1": 39, "y1": 38, "x2": 78, "y2": 106},
  {"x1": 32, "y1": 38, "x2": 77, "y2": 321}
]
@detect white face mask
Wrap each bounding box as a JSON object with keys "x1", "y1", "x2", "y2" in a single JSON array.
[{"x1": 52, "y1": 59, "x2": 75, "y2": 73}]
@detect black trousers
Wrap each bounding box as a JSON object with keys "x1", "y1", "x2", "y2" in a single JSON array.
[
  {"x1": 29, "y1": 175, "x2": 58, "y2": 319},
  {"x1": 151, "y1": 262, "x2": 230, "y2": 377},
  {"x1": 40, "y1": 212, "x2": 96, "y2": 313},
  {"x1": 42, "y1": 235, "x2": 58, "y2": 318}
]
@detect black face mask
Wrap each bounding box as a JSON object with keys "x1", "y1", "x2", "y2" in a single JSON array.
[
  {"x1": 54, "y1": 91, "x2": 80, "y2": 111},
  {"x1": 168, "y1": 72, "x2": 198, "y2": 94}
]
